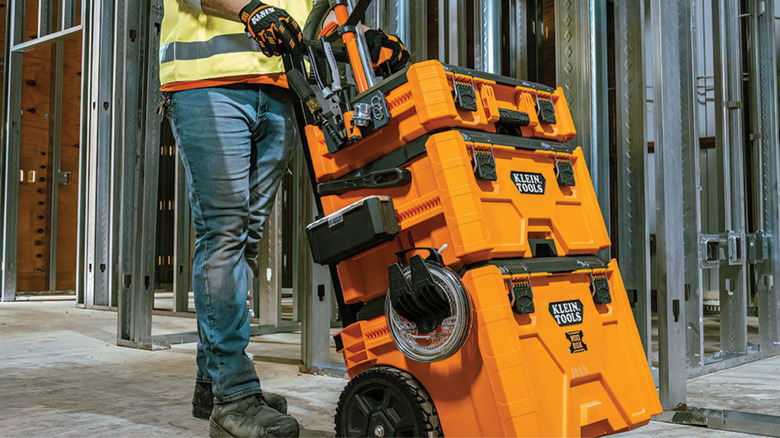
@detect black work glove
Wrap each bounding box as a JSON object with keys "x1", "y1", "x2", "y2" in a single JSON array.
[
  {"x1": 239, "y1": 0, "x2": 303, "y2": 57},
  {"x1": 364, "y1": 29, "x2": 411, "y2": 74}
]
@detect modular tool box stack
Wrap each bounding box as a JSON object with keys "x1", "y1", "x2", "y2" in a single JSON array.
[{"x1": 287, "y1": 1, "x2": 661, "y2": 436}]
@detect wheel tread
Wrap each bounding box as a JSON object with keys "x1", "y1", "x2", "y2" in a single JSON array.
[{"x1": 335, "y1": 366, "x2": 444, "y2": 437}]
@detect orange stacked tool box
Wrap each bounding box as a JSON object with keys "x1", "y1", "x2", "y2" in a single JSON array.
[
  {"x1": 336, "y1": 259, "x2": 659, "y2": 437},
  {"x1": 314, "y1": 129, "x2": 611, "y2": 304},
  {"x1": 304, "y1": 59, "x2": 576, "y2": 182},
  {"x1": 289, "y1": 2, "x2": 661, "y2": 436}
]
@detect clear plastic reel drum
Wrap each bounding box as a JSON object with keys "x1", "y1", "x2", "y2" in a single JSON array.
[{"x1": 385, "y1": 262, "x2": 472, "y2": 363}]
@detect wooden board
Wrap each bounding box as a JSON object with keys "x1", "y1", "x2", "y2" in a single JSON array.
[
  {"x1": 16, "y1": 46, "x2": 52, "y2": 291},
  {"x1": 55, "y1": 37, "x2": 82, "y2": 290}
]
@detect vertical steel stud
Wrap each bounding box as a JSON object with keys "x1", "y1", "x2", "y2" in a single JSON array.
[
  {"x1": 712, "y1": 0, "x2": 749, "y2": 358},
  {"x1": 614, "y1": 0, "x2": 651, "y2": 358},
  {"x1": 651, "y1": 0, "x2": 696, "y2": 409},
  {"x1": 748, "y1": 0, "x2": 780, "y2": 351}
]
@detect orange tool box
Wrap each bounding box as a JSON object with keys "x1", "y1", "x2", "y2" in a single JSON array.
[
  {"x1": 283, "y1": 2, "x2": 660, "y2": 436},
  {"x1": 313, "y1": 129, "x2": 610, "y2": 303},
  {"x1": 333, "y1": 257, "x2": 661, "y2": 437},
  {"x1": 304, "y1": 60, "x2": 576, "y2": 182}
]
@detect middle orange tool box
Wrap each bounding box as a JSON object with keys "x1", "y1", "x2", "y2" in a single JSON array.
[
  {"x1": 304, "y1": 60, "x2": 577, "y2": 182},
  {"x1": 310, "y1": 129, "x2": 610, "y2": 304}
]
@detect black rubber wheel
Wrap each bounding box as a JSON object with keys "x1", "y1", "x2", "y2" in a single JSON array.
[{"x1": 335, "y1": 366, "x2": 444, "y2": 438}]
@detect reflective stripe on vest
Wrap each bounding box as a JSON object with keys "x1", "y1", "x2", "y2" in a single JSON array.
[{"x1": 159, "y1": 33, "x2": 258, "y2": 64}]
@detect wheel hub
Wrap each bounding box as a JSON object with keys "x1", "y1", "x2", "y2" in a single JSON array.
[{"x1": 368, "y1": 411, "x2": 395, "y2": 437}]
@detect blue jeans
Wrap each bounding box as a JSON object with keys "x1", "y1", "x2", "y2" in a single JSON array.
[{"x1": 168, "y1": 84, "x2": 297, "y2": 403}]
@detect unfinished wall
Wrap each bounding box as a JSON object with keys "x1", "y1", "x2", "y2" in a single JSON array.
[{"x1": 11, "y1": 0, "x2": 82, "y2": 291}]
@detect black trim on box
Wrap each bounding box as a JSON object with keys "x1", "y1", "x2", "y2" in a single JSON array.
[
  {"x1": 351, "y1": 61, "x2": 557, "y2": 104},
  {"x1": 326, "y1": 129, "x2": 575, "y2": 196},
  {"x1": 333, "y1": 333, "x2": 344, "y2": 352},
  {"x1": 356, "y1": 295, "x2": 386, "y2": 321},
  {"x1": 467, "y1": 255, "x2": 608, "y2": 276}
]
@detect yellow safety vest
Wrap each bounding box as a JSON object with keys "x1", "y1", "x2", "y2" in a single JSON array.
[{"x1": 159, "y1": 0, "x2": 311, "y2": 86}]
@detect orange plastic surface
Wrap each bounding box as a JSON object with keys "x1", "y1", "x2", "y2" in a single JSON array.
[
  {"x1": 322, "y1": 130, "x2": 610, "y2": 304},
  {"x1": 336, "y1": 260, "x2": 662, "y2": 437},
  {"x1": 306, "y1": 60, "x2": 577, "y2": 182}
]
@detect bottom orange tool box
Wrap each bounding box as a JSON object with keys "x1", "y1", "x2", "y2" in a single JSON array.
[{"x1": 333, "y1": 257, "x2": 661, "y2": 437}]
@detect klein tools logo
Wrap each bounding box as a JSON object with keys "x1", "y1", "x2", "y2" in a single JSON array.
[
  {"x1": 566, "y1": 330, "x2": 588, "y2": 353},
  {"x1": 251, "y1": 7, "x2": 275, "y2": 25},
  {"x1": 510, "y1": 171, "x2": 546, "y2": 195},
  {"x1": 548, "y1": 299, "x2": 584, "y2": 327}
]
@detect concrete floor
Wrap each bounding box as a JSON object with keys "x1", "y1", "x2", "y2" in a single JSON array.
[{"x1": 1, "y1": 300, "x2": 778, "y2": 437}]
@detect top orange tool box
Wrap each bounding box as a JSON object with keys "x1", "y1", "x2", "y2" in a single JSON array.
[
  {"x1": 280, "y1": 1, "x2": 661, "y2": 436},
  {"x1": 304, "y1": 59, "x2": 576, "y2": 182}
]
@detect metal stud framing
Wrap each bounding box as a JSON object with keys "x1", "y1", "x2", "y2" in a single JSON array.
[
  {"x1": 474, "y1": 0, "x2": 501, "y2": 74},
  {"x1": 5, "y1": 0, "x2": 778, "y2": 389},
  {"x1": 682, "y1": 0, "x2": 704, "y2": 371},
  {"x1": 651, "y1": 0, "x2": 698, "y2": 409},
  {"x1": 84, "y1": 0, "x2": 114, "y2": 307},
  {"x1": 438, "y1": 0, "x2": 468, "y2": 67},
  {"x1": 614, "y1": 0, "x2": 651, "y2": 358},
  {"x1": 712, "y1": 0, "x2": 749, "y2": 359},
  {"x1": 554, "y1": 0, "x2": 610, "y2": 237},
  {"x1": 111, "y1": 0, "x2": 164, "y2": 347},
  {"x1": 508, "y1": 0, "x2": 529, "y2": 80},
  {"x1": 747, "y1": 0, "x2": 780, "y2": 353},
  {"x1": 172, "y1": 156, "x2": 192, "y2": 313}
]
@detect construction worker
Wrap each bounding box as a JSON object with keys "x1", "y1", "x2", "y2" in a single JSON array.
[{"x1": 159, "y1": 0, "x2": 409, "y2": 436}]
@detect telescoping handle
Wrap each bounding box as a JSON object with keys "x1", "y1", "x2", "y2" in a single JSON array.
[{"x1": 328, "y1": 0, "x2": 377, "y2": 93}]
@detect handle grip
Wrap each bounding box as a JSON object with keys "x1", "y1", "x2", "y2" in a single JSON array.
[{"x1": 316, "y1": 167, "x2": 411, "y2": 196}]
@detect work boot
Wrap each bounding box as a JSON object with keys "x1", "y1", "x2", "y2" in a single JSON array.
[
  {"x1": 209, "y1": 395, "x2": 299, "y2": 438},
  {"x1": 193, "y1": 381, "x2": 289, "y2": 419}
]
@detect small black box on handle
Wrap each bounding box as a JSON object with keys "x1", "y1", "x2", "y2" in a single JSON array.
[{"x1": 306, "y1": 196, "x2": 399, "y2": 265}]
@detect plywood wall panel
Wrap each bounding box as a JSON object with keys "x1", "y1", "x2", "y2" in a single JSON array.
[
  {"x1": 17, "y1": 46, "x2": 53, "y2": 291},
  {"x1": 13, "y1": 0, "x2": 83, "y2": 291},
  {"x1": 55, "y1": 37, "x2": 82, "y2": 290}
]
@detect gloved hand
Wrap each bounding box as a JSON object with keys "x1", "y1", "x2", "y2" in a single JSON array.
[
  {"x1": 239, "y1": 0, "x2": 303, "y2": 57},
  {"x1": 364, "y1": 29, "x2": 411, "y2": 74}
]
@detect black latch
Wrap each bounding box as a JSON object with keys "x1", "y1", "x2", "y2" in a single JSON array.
[
  {"x1": 387, "y1": 255, "x2": 451, "y2": 334},
  {"x1": 510, "y1": 277, "x2": 535, "y2": 314},
  {"x1": 536, "y1": 97, "x2": 557, "y2": 124},
  {"x1": 591, "y1": 273, "x2": 612, "y2": 304},
  {"x1": 472, "y1": 147, "x2": 497, "y2": 181},
  {"x1": 455, "y1": 81, "x2": 478, "y2": 112},
  {"x1": 555, "y1": 157, "x2": 575, "y2": 186}
]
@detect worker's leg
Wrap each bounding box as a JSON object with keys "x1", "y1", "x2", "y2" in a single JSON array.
[
  {"x1": 168, "y1": 86, "x2": 261, "y2": 403},
  {"x1": 245, "y1": 85, "x2": 297, "y2": 276}
]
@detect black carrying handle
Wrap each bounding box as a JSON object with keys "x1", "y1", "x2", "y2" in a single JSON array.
[
  {"x1": 317, "y1": 168, "x2": 411, "y2": 196},
  {"x1": 394, "y1": 247, "x2": 444, "y2": 266},
  {"x1": 497, "y1": 108, "x2": 531, "y2": 127}
]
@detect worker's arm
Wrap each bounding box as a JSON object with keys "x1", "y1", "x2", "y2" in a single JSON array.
[
  {"x1": 202, "y1": 0, "x2": 247, "y2": 20},
  {"x1": 177, "y1": 0, "x2": 303, "y2": 57},
  {"x1": 177, "y1": 0, "x2": 243, "y2": 20}
]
